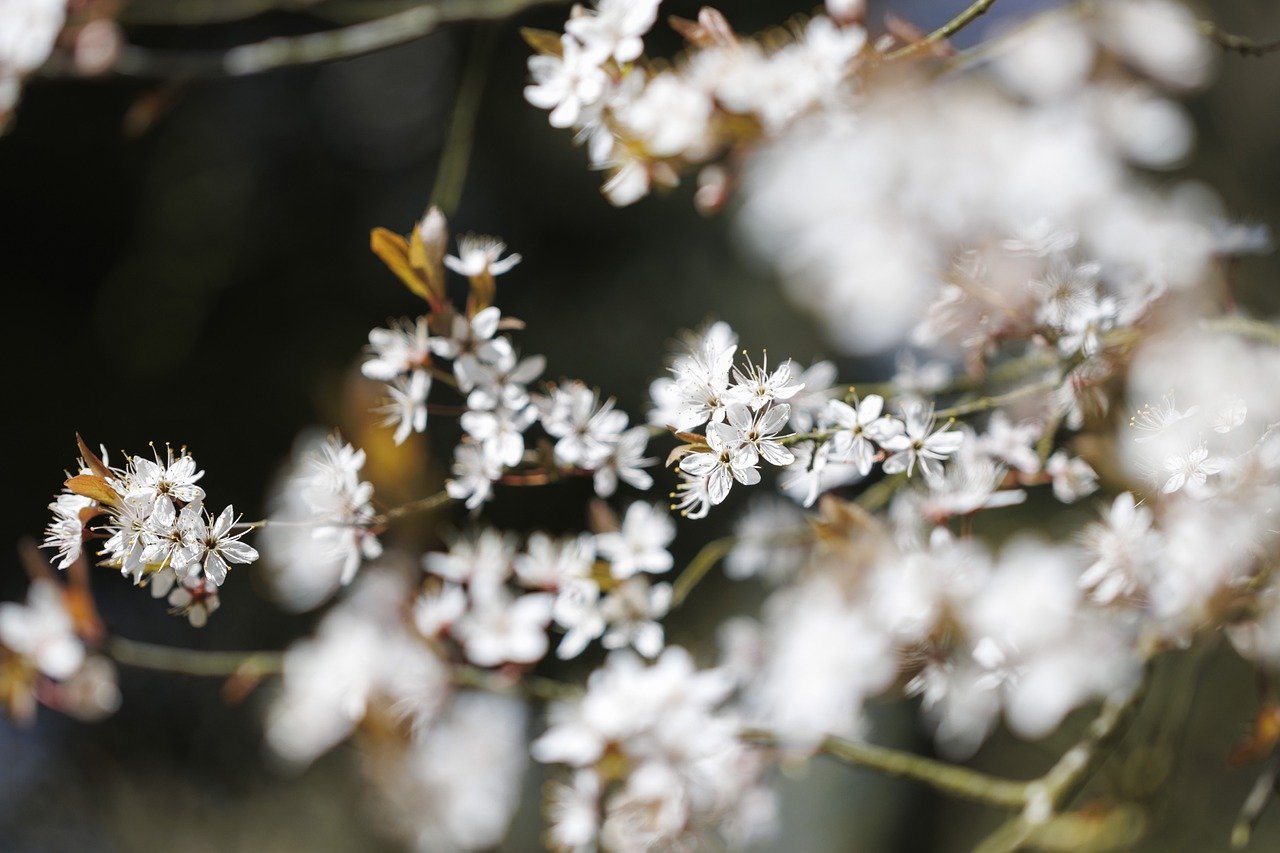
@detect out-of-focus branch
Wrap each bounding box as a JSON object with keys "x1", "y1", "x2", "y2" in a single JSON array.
[
  {"x1": 885, "y1": 0, "x2": 999, "y2": 61},
  {"x1": 974, "y1": 667, "x2": 1152, "y2": 853},
  {"x1": 1232, "y1": 754, "x2": 1280, "y2": 848},
  {"x1": 1200, "y1": 21, "x2": 1280, "y2": 58},
  {"x1": 47, "y1": 0, "x2": 566, "y2": 78},
  {"x1": 430, "y1": 23, "x2": 497, "y2": 216},
  {"x1": 670, "y1": 536, "x2": 736, "y2": 607},
  {"x1": 1202, "y1": 315, "x2": 1280, "y2": 347},
  {"x1": 744, "y1": 667, "x2": 1153, "y2": 840},
  {"x1": 108, "y1": 636, "x2": 579, "y2": 700},
  {"x1": 119, "y1": 0, "x2": 327, "y2": 26},
  {"x1": 108, "y1": 636, "x2": 284, "y2": 676},
  {"x1": 742, "y1": 728, "x2": 1030, "y2": 808}
]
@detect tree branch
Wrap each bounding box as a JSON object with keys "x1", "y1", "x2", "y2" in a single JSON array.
[
  {"x1": 885, "y1": 0, "x2": 999, "y2": 61},
  {"x1": 1200, "y1": 21, "x2": 1280, "y2": 58},
  {"x1": 46, "y1": 0, "x2": 566, "y2": 79},
  {"x1": 742, "y1": 728, "x2": 1029, "y2": 808},
  {"x1": 974, "y1": 666, "x2": 1152, "y2": 853},
  {"x1": 108, "y1": 636, "x2": 284, "y2": 676},
  {"x1": 429, "y1": 22, "x2": 497, "y2": 216}
]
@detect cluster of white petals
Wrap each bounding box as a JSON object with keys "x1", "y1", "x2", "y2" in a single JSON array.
[
  {"x1": 525, "y1": 1, "x2": 869, "y2": 205},
  {"x1": 534, "y1": 646, "x2": 776, "y2": 851},
  {"x1": 418, "y1": 500, "x2": 677, "y2": 663},
  {"x1": 42, "y1": 443, "x2": 256, "y2": 626},
  {"x1": 359, "y1": 210, "x2": 654, "y2": 513},
  {"x1": 655, "y1": 321, "x2": 965, "y2": 516},
  {"x1": 259, "y1": 432, "x2": 382, "y2": 611},
  {"x1": 0, "y1": 579, "x2": 120, "y2": 722}
]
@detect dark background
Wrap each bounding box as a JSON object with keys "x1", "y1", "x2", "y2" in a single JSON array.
[{"x1": 2, "y1": 0, "x2": 1279, "y2": 849}]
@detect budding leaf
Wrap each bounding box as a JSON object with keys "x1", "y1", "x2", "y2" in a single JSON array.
[
  {"x1": 520, "y1": 28, "x2": 563, "y2": 57},
  {"x1": 75, "y1": 433, "x2": 113, "y2": 481},
  {"x1": 65, "y1": 474, "x2": 118, "y2": 506},
  {"x1": 371, "y1": 227, "x2": 432, "y2": 302}
]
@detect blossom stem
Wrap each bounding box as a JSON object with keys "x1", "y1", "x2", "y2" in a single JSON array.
[
  {"x1": 107, "y1": 636, "x2": 284, "y2": 676},
  {"x1": 1231, "y1": 754, "x2": 1280, "y2": 848},
  {"x1": 1200, "y1": 21, "x2": 1280, "y2": 58},
  {"x1": 425, "y1": 364, "x2": 462, "y2": 389},
  {"x1": 884, "y1": 0, "x2": 1000, "y2": 61},
  {"x1": 108, "y1": 637, "x2": 580, "y2": 701},
  {"x1": 43, "y1": 0, "x2": 566, "y2": 78},
  {"x1": 1202, "y1": 316, "x2": 1280, "y2": 347},
  {"x1": 740, "y1": 728, "x2": 1029, "y2": 808},
  {"x1": 451, "y1": 664, "x2": 581, "y2": 701},
  {"x1": 380, "y1": 489, "x2": 455, "y2": 522},
  {"x1": 426, "y1": 403, "x2": 470, "y2": 416},
  {"x1": 670, "y1": 536, "x2": 736, "y2": 607},
  {"x1": 932, "y1": 376, "x2": 1060, "y2": 419},
  {"x1": 430, "y1": 23, "x2": 497, "y2": 217}
]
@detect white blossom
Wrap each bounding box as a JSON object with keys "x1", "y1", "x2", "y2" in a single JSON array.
[
  {"x1": 0, "y1": 580, "x2": 84, "y2": 680},
  {"x1": 564, "y1": 0, "x2": 660, "y2": 64},
  {"x1": 445, "y1": 234, "x2": 523, "y2": 278},
  {"x1": 881, "y1": 402, "x2": 964, "y2": 484},
  {"x1": 594, "y1": 501, "x2": 675, "y2": 579},
  {"x1": 525, "y1": 35, "x2": 611, "y2": 128}
]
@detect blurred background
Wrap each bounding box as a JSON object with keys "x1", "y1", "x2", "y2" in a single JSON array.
[{"x1": 2, "y1": 0, "x2": 1279, "y2": 849}]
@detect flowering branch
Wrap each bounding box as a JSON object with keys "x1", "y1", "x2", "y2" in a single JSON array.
[
  {"x1": 746, "y1": 663, "x2": 1151, "y2": 824},
  {"x1": 884, "y1": 0, "x2": 1000, "y2": 61}
]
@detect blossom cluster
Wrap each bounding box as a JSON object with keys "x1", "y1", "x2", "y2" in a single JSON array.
[
  {"x1": 42, "y1": 440, "x2": 257, "y2": 626},
  {"x1": 653, "y1": 321, "x2": 966, "y2": 516},
  {"x1": 524, "y1": 0, "x2": 870, "y2": 205},
  {"x1": 0, "y1": 577, "x2": 119, "y2": 723},
  {"x1": 9, "y1": 1, "x2": 1280, "y2": 850},
  {"x1": 737, "y1": 0, "x2": 1262, "y2": 355},
  {"x1": 419, "y1": 500, "x2": 676, "y2": 663},
  {"x1": 361, "y1": 208, "x2": 654, "y2": 511},
  {"x1": 259, "y1": 432, "x2": 383, "y2": 611},
  {"x1": 534, "y1": 647, "x2": 775, "y2": 851}
]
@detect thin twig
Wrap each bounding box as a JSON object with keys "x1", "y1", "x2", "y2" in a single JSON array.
[
  {"x1": 934, "y1": 377, "x2": 1059, "y2": 419},
  {"x1": 1232, "y1": 753, "x2": 1280, "y2": 848},
  {"x1": 109, "y1": 636, "x2": 578, "y2": 701},
  {"x1": 1201, "y1": 315, "x2": 1280, "y2": 347},
  {"x1": 108, "y1": 636, "x2": 285, "y2": 676},
  {"x1": 381, "y1": 489, "x2": 454, "y2": 522},
  {"x1": 119, "y1": 0, "x2": 327, "y2": 26},
  {"x1": 885, "y1": 0, "x2": 1000, "y2": 61},
  {"x1": 1201, "y1": 21, "x2": 1280, "y2": 58},
  {"x1": 742, "y1": 728, "x2": 1029, "y2": 808},
  {"x1": 430, "y1": 23, "x2": 497, "y2": 216},
  {"x1": 451, "y1": 663, "x2": 581, "y2": 702},
  {"x1": 45, "y1": 0, "x2": 565, "y2": 79},
  {"x1": 670, "y1": 536, "x2": 735, "y2": 607}
]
